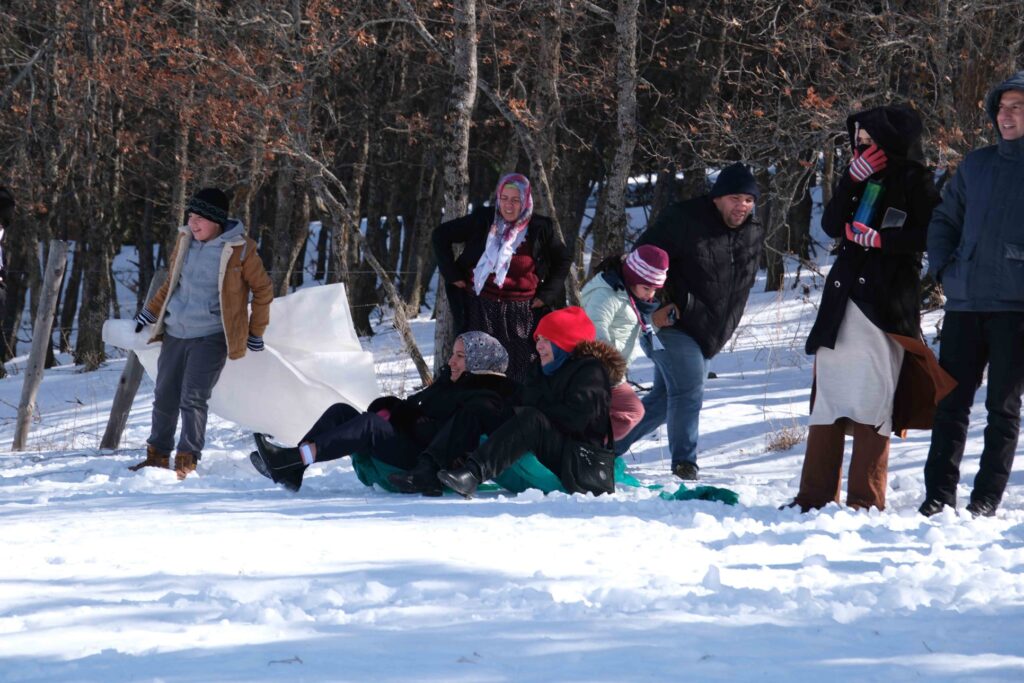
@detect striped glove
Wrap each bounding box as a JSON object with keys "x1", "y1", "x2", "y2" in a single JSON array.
[
  {"x1": 247, "y1": 335, "x2": 264, "y2": 352},
  {"x1": 845, "y1": 221, "x2": 881, "y2": 249},
  {"x1": 133, "y1": 308, "x2": 157, "y2": 333},
  {"x1": 849, "y1": 144, "x2": 887, "y2": 183}
]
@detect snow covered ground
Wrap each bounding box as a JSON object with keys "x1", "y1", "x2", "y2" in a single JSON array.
[{"x1": 1, "y1": 246, "x2": 1024, "y2": 681}]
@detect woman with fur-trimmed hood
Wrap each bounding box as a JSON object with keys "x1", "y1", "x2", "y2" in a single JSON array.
[{"x1": 438, "y1": 306, "x2": 625, "y2": 498}]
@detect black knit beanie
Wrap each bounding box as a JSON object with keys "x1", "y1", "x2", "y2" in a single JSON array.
[
  {"x1": 187, "y1": 187, "x2": 229, "y2": 227},
  {"x1": 710, "y1": 163, "x2": 760, "y2": 200}
]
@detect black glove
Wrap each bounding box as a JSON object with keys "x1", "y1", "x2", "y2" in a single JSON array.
[
  {"x1": 246, "y1": 335, "x2": 264, "y2": 352},
  {"x1": 134, "y1": 308, "x2": 156, "y2": 333}
]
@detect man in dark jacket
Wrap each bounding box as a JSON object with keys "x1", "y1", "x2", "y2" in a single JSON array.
[
  {"x1": 920, "y1": 71, "x2": 1024, "y2": 518},
  {"x1": 614, "y1": 163, "x2": 764, "y2": 480}
]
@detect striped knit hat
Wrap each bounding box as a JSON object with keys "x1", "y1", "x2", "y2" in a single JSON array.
[{"x1": 623, "y1": 245, "x2": 669, "y2": 290}]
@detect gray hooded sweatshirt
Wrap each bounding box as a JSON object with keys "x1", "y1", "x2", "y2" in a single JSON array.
[{"x1": 164, "y1": 220, "x2": 246, "y2": 339}]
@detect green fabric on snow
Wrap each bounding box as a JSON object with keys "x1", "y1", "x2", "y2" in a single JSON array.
[
  {"x1": 659, "y1": 483, "x2": 740, "y2": 505},
  {"x1": 351, "y1": 449, "x2": 739, "y2": 504}
]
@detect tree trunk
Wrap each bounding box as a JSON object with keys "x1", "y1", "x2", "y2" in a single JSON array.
[
  {"x1": 587, "y1": 0, "x2": 639, "y2": 272},
  {"x1": 433, "y1": 0, "x2": 478, "y2": 376},
  {"x1": 12, "y1": 241, "x2": 68, "y2": 451},
  {"x1": 351, "y1": 155, "x2": 386, "y2": 336},
  {"x1": 402, "y1": 143, "x2": 442, "y2": 312},
  {"x1": 269, "y1": 162, "x2": 297, "y2": 295},
  {"x1": 135, "y1": 186, "x2": 156, "y2": 312},
  {"x1": 58, "y1": 240, "x2": 83, "y2": 353}
]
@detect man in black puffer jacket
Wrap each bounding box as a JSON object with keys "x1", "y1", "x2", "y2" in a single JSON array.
[{"x1": 614, "y1": 163, "x2": 763, "y2": 481}]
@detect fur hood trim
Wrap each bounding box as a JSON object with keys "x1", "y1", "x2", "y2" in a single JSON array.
[{"x1": 573, "y1": 339, "x2": 627, "y2": 385}]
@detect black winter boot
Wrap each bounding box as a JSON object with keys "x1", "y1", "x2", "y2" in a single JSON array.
[
  {"x1": 388, "y1": 454, "x2": 442, "y2": 496},
  {"x1": 918, "y1": 498, "x2": 950, "y2": 517},
  {"x1": 966, "y1": 498, "x2": 998, "y2": 518},
  {"x1": 253, "y1": 433, "x2": 306, "y2": 492},
  {"x1": 437, "y1": 460, "x2": 482, "y2": 499}
]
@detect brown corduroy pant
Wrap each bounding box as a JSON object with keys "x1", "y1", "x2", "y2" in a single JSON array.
[{"x1": 793, "y1": 419, "x2": 890, "y2": 511}]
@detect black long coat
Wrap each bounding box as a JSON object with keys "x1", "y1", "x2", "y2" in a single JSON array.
[
  {"x1": 637, "y1": 196, "x2": 764, "y2": 358},
  {"x1": 432, "y1": 206, "x2": 572, "y2": 333},
  {"x1": 806, "y1": 107, "x2": 940, "y2": 355}
]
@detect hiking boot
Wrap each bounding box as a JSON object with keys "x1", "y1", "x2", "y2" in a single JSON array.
[
  {"x1": 966, "y1": 498, "x2": 998, "y2": 518},
  {"x1": 129, "y1": 445, "x2": 171, "y2": 472},
  {"x1": 388, "y1": 454, "x2": 442, "y2": 496},
  {"x1": 175, "y1": 451, "x2": 197, "y2": 480},
  {"x1": 672, "y1": 461, "x2": 700, "y2": 481},
  {"x1": 437, "y1": 461, "x2": 482, "y2": 499},
  {"x1": 918, "y1": 498, "x2": 949, "y2": 518},
  {"x1": 253, "y1": 433, "x2": 306, "y2": 492}
]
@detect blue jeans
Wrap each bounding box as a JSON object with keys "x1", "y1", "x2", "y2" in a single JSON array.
[{"x1": 615, "y1": 327, "x2": 708, "y2": 466}]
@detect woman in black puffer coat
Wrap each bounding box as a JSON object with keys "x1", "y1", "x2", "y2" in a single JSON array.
[{"x1": 789, "y1": 104, "x2": 949, "y2": 512}]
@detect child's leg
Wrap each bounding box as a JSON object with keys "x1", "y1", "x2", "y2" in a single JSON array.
[
  {"x1": 149, "y1": 335, "x2": 189, "y2": 454},
  {"x1": 176, "y1": 333, "x2": 228, "y2": 456}
]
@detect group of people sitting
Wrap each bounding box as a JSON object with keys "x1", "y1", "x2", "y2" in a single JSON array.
[
  {"x1": 251, "y1": 307, "x2": 625, "y2": 497},
  {"x1": 128, "y1": 71, "x2": 1024, "y2": 516}
]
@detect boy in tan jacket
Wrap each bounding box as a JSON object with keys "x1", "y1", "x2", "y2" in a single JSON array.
[{"x1": 130, "y1": 188, "x2": 273, "y2": 479}]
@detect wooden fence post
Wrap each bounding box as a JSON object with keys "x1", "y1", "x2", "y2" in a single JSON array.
[
  {"x1": 12, "y1": 240, "x2": 69, "y2": 451},
  {"x1": 99, "y1": 269, "x2": 167, "y2": 450}
]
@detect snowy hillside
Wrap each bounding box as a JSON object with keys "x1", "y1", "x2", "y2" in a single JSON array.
[{"x1": 1, "y1": 260, "x2": 1023, "y2": 682}]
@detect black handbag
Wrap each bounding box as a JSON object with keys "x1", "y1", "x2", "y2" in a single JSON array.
[{"x1": 568, "y1": 440, "x2": 616, "y2": 495}]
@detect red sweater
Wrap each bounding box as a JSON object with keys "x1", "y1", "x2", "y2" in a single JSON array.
[{"x1": 473, "y1": 236, "x2": 539, "y2": 302}]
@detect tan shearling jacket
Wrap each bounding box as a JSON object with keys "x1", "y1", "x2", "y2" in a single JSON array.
[{"x1": 144, "y1": 224, "x2": 273, "y2": 360}]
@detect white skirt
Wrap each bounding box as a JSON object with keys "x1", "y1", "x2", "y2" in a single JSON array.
[{"x1": 810, "y1": 301, "x2": 905, "y2": 436}]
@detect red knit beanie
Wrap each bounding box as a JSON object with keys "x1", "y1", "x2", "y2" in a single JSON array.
[
  {"x1": 623, "y1": 244, "x2": 669, "y2": 290},
  {"x1": 533, "y1": 306, "x2": 597, "y2": 353}
]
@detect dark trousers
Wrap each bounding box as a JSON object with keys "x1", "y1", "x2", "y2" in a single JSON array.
[
  {"x1": 149, "y1": 333, "x2": 228, "y2": 456},
  {"x1": 424, "y1": 402, "x2": 514, "y2": 469},
  {"x1": 302, "y1": 403, "x2": 419, "y2": 470},
  {"x1": 924, "y1": 311, "x2": 1024, "y2": 506},
  {"x1": 468, "y1": 407, "x2": 569, "y2": 482}
]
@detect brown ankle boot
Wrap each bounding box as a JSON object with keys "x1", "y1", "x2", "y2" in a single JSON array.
[
  {"x1": 129, "y1": 445, "x2": 171, "y2": 472},
  {"x1": 175, "y1": 452, "x2": 197, "y2": 480}
]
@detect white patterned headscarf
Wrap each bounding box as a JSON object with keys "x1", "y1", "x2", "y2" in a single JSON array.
[
  {"x1": 471, "y1": 173, "x2": 534, "y2": 295},
  {"x1": 457, "y1": 331, "x2": 509, "y2": 376}
]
